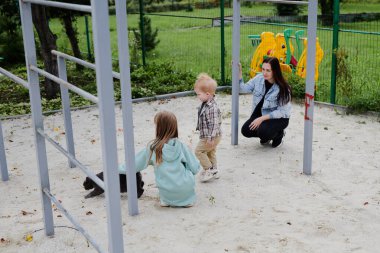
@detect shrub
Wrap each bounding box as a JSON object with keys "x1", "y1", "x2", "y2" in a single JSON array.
[
  {"x1": 336, "y1": 48, "x2": 353, "y2": 104},
  {"x1": 285, "y1": 73, "x2": 305, "y2": 99},
  {"x1": 0, "y1": 60, "x2": 196, "y2": 116}
]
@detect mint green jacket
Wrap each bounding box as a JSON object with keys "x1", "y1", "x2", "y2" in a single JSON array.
[{"x1": 118, "y1": 138, "x2": 200, "y2": 206}]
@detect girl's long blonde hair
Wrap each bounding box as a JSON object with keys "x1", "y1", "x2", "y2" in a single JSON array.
[{"x1": 149, "y1": 111, "x2": 178, "y2": 165}]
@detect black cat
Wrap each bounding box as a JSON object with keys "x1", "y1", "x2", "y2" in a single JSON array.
[{"x1": 83, "y1": 172, "x2": 144, "y2": 199}]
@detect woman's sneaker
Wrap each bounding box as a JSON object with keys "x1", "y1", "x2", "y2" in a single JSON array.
[{"x1": 272, "y1": 130, "x2": 285, "y2": 148}]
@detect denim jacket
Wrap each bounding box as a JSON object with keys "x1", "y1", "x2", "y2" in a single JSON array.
[{"x1": 239, "y1": 74, "x2": 291, "y2": 119}]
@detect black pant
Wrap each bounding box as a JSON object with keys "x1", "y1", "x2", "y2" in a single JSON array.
[{"x1": 241, "y1": 113, "x2": 289, "y2": 141}]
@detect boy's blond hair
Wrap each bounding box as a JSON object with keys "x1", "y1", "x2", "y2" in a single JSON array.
[{"x1": 194, "y1": 73, "x2": 217, "y2": 95}]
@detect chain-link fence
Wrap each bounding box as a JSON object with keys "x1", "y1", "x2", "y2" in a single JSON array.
[{"x1": 66, "y1": 1, "x2": 379, "y2": 106}]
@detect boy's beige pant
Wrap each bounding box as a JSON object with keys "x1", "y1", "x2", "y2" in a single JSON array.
[{"x1": 195, "y1": 136, "x2": 222, "y2": 170}]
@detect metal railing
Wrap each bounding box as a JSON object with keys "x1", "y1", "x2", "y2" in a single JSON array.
[
  {"x1": 14, "y1": 0, "x2": 140, "y2": 252},
  {"x1": 0, "y1": 67, "x2": 29, "y2": 182}
]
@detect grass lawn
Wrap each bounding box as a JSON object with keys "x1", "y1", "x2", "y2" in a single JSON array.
[{"x1": 48, "y1": 2, "x2": 380, "y2": 105}]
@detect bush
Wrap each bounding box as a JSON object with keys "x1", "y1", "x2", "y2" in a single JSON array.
[
  {"x1": 285, "y1": 73, "x2": 305, "y2": 99},
  {"x1": 347, "y1": 90, "x2": 380, "y2": 113},
  {"x1": 0, "y1": 60, "x2": 196, "y2": 116},
  {"x1": 276, "y1": 1, "x2": 303, "y2": 16},
  {"x1": 0, "y1": 29, "x2": 25, "y2": 66},
  {"x1": 336, "y1": 48, "x2": 353, "y2": 104}
]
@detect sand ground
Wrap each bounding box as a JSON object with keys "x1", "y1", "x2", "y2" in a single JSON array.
[{"x1": 0, "y1": 94, "x2": 379, "y2": 253}]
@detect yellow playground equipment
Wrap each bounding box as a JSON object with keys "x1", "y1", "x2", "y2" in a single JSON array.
[{"x1": 249, "y1": 29, "x2": 324, "y2": 81}]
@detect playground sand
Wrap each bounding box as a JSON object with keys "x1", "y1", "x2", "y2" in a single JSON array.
[{"x1": 0, "y1": 94, "x2": 379, "y2": 253}]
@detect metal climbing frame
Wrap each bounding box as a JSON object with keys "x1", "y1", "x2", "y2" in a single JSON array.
[
  {"x1": 0, "y1": 67, "x2": 30, "y2": 182},
  {"x1": 18, "y1": 0, "x2": 138, "y2": 252},
  {"x1": 231, "y1": 0, "x2": 318, "y2": 175},
  {"x1": 0, "y1": 120, "x2": 8, "y2": 182}
]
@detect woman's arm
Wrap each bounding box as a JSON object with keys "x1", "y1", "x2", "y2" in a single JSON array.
[
  {"x1": 238, "y1": 65, "x2": 261, "y2": 93},
  {"x1": 269, "y1": 101, "x2": 292, "y2": 119}
]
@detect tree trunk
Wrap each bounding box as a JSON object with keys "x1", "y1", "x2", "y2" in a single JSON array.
[
  {"x1": 320, "y1": 0, "x2": 334, "y2": 26},
  {"x1": 32, "y1": 5, "x2": 60, "y2": 99},
  {"x1": 62, "y1": 14, "x2": 83, "y2": 70}
]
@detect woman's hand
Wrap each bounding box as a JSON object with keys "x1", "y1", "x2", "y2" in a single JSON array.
[
  {"x1": 231, "y1": 61, "x2": 243, "y2": 81},
  {"x1": 249, "y1": 117, "x2": 263, "y2": 130},
  {"x1": 249, "y1": 115, "x2": 269, "y2": 130}
]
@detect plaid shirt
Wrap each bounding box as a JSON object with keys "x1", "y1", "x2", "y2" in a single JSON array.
[{"x1": 196, "y1": 97, "x2": 222, "y2": 140}]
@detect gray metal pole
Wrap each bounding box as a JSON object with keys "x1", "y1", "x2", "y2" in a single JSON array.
[
  {"x1": 115, "y1": 0, "x2": 139, "y2": 216},
  {"x1": 90, "y1": 0, "x2": 124, "y2": 252},
  {"x1": 23, "y1": 0, "x2": 92, "y2": 13},
  {"x1": 0, "y1": 67, "x2": 29, "y2": 88},
  {"x1": 303, "y1": 0, "x2": 318, "y2": 175},
  {"x1": 249, "y1": 0, "x2": 308, "y2": 5},
  {"x1": 29, "y1": 65, "x2": 99, "y2": 104},
  {"x1": 43, "y1": 188, "x2": 105, "y2": 253},
  {"x1": 231, "y1": 0, "x2": 240, "y2": 145},
  {"x1": 37, "y1": 128, "x2": 105, "y2": 190},
  {"x1": 57, "y1": 56, "x2": 76, "y2": 168},
  {"x1": 18, "y1": 0, "x2": 54, "y2": 235},
  {"x1": 0, "y1": 120, "x2": 9, "y2": 181}
]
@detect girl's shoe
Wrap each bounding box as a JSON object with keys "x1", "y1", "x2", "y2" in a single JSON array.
[{"x1": 160, "y1": 201, "x2": 170, "y2": 207}]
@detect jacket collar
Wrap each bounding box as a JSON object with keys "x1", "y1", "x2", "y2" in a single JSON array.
[{"x1": 199, "y1": 97, "x2": 216, "y2": 115}]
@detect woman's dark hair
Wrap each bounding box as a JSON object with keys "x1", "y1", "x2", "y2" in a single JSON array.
[{"x1": 262, "y1": 57, "x2": 292, "y2": 105}]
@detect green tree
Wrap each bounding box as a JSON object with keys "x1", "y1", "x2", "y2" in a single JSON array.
[
  {"x1": 132, "y1": 16, "x2": 160, "y2": 53},
  {"x1": 51, "y1": 1, "x2": 91, "y2": 70},
  {"x1": 276, "y1": 1, "x2": 303, "y2": 16},
  {"x1": 0, "y1": 0, "x2": 24, "y2": 66}
]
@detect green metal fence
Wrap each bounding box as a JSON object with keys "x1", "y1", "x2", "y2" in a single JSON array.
[
  {"x1": 73, "y1": 1, "x2": 380, "y2": 106},
  {"x1": 128, "y1": 1, "x2": 378, "y2": 104}
]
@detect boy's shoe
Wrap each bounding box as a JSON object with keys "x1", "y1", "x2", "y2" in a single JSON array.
[
  {"x1": 209, "y1": 167, "x2": 220, "y2": 179},
  {"x1": 272, "y1": 130, "x2": 285, "y2": 148},
  {"x1": 260, "y1": 139, "x2": 270, "y2": 145},
  {"x1": 200, "y1": 169, "x2": 214, "y2": 182}
]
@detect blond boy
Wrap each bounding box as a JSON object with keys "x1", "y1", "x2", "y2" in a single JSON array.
[{"x1": 194, "y1": 73, "x2": 222, "y2": 182}]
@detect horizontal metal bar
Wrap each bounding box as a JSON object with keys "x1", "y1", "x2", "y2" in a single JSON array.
[
  {"x1": 248, "y1": 34, "x2": 306, "y2": 40},
  {"x1": 146, "y1": 13, "x2": 214, "y2": 21},
  {"x1": 22, "y1": 0, "x2": 92, "y2": 13},
  {"x1": 132, "y1": 86, "x2": 231, "y2": 103},
  {"x1": 51, "y1": 50, "x2": 121, "y2": 79},
  {"x1": 36, "y1": 128, "x2": 105, "y2": 190},
  {"x1": 0, "y1": 86, "x2": 232, "y2": 120},
  {"x1": 240, "y1": 19, "x2": 333, "y2": 32},
  {"x1": 0, "y1": 67, "x2": 29, "y2": 89},
  {"x1": 246, "y1": 0, "x2": 309, "y2": 5},
  {"x1": 42, "y1": 188, "x2": 105, "y2": 253},
  {"x1": 30, "y1": 65, "x2": 99, "y2": 104},
  {"x1": 339, "y1": 29, "x2": 380, "y2": 36}
]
